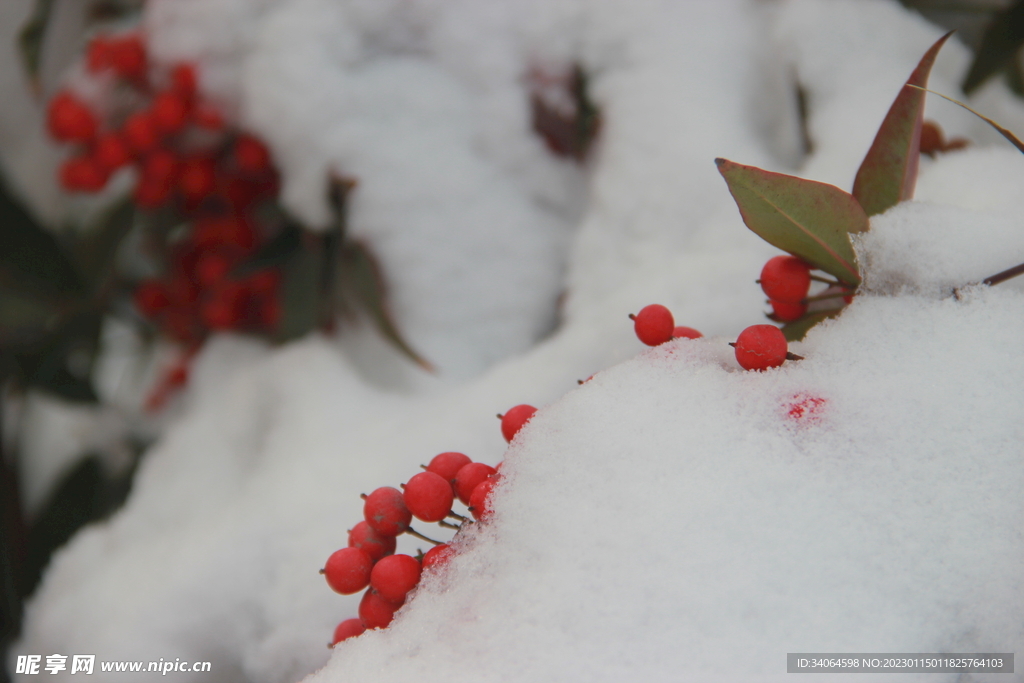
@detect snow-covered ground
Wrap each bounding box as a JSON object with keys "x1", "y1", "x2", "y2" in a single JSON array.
[{"x1": 8, "y1": 0, "x2": 1024, "y2": 681}]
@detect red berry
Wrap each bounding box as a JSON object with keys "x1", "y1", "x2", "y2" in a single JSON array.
[
  {"x1": 170, "y1": 63, "x2": 198, "y2": 98},
  {"x1": 47, "y1": 91, "x2": 98, "y2": 143},
  {"x1": 59, "y1": 155, "x2": 108, "y2": 192},
  {"x1": 631, "y1": 304, "x2": 674, "y2": 346},
  {"x1": 195, "y1": 251, "x2": 233, "y2": 287},
  {"x1": 403, "y1": 471, "x2": 454, "y2": 523},
  {"x1": 108, "y1": 34, "x2": 147, "y2": 82},
  {"x1": 152, "y1": 91, "x2": 189, "y2": 134},
  {"x1": 425, "y1": 452, "x2": 472, "y2": 487},
  {"x1": 247, "y1": 269, "x2": 281, "y2": 297},
  {"x1": 94, "y1": 132, "x2": 131, "y2": 171},
  {"x1": 178, "y1": 156, "x2": 217, "y2": 204},
  {"x1": 468, "y1": 475, "x2": 500, "y2": 521},
  {"x1": 200, "y1": 282, "x2": 247, "y2": 330},
  {"x1": 500, "y1": 404, "x2": 536, "y2": 443},
  {"x1": 323, "y1": 547, "x2": 373, "y2": 595},
  {"x1": 422, "y1": 543, "x2": 455, "y2": 571},
  {"x1": 141, "y1": 149, "x2": 179, "y2": 184},
  {"x1": 370, "y1": 554, "x2": 422, "y2": 604},
  {"x1": 86, "y1": 36, "x2": 114, "y2": 73},
  {"x1": 759, "y1": 256, "x2": 811, "y2": 304},
  {"x1": 769, "y1": 299, "x2": 806, "y2": 323},
  {"x1": 733, "y1": 324, "x2": 788, "y2": 371},
  {"x1": 234, "y1": 134, "x2": 271, "y2": 174},
  {"x1": 672, "y1": 326, "x2": 703, "y2": 340},
  {"x1": 347, "y1": 521, "x2": 396, "y2": 563},
  {"x1": 123, "y1": 111, "x2": 160, "y2": 154},
  {"x1": 454, "y1": 462, "x2": 497, "y2": 505},
  {"x1": 331, "y1": 618, "x2": 365, "y2": 646},
  {"x1": 363, "y1": 487, "x2": 412, "y2": 537},
  {"x1": 134, "y1": 280, "x2": 171, "y2": 317},
  {"x1": 358, "y1": 589, "x2": 401, "y2": 630}
]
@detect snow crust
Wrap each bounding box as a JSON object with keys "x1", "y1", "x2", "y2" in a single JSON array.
[{"x1": 10, "y1": 1, "x2": 1024, "y2": 682}]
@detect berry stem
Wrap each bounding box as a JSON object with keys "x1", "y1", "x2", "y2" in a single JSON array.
[
  {"x1": 809, "y1": 274, "x2": 841, "y2": 285},
  {"x1": 438, "y1": 520, "x2": 461, "y2": 530},
  {"x1": 446, "y1": 511, "x2": 468, "y2": 522},
  {"x1": 954, "y1": 260, "x2": 1024, "y2": 298},
  {"x1": 404, "y1": 526, "x2": 442, "y2": 546},
  {"x1": 785, "y1": 351, "x2": 805, "y2": 361},
  {"x1": 801, "y1": 291, "x2": 851, "y2": 303}
]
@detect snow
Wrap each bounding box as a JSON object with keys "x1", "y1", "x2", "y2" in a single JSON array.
[{"x1": 9, "y1": 1, "x2": 1024, "y2": 682}]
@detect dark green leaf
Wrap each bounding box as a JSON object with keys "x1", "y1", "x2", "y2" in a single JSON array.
[
  {"x1": 0, "y1": 280, "x2": 63, "y2": 348},
  {"x1": 781, "y1": 309, "x2": 844, "y2": 342},
  {"x1": 17, "y1": 0, "x2": 55, "y2": 91},
  {"x1": 338, "y1": 242, "x2": 433, "y2": 371},
  {"x1": 963, "y1": 0, "x2": 1024, "y2": 94},
  {"x1": 14, "y1": 311, "x2": 102, "y2": 403},
  {"x1": 0, "y1": 176, "x2": 84, "y2": 296},
  {"x1": 716, "y1": 158, "x2": 865, "y2": 287},
  {"x1": 274, "y1": 238, "x2": 321, "y2": 343},
  {"x1": 72, "y1": 195, "x2": 134, "y2": 293},
  {"x1": 853, "y1": 31, "x2": 953, "y2": 217},
  {"x1": 232, "y1": 222, "x2": 303, "y2": 277}
]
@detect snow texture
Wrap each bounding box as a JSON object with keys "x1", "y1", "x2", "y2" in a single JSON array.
[{"x1": 10, "y1": 1, "x2": 1024, "y2": 682}]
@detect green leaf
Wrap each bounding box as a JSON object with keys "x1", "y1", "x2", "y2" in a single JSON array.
[
  {"x1": 338, "y1": 242, "x2": 433, "y2": 371},
  {"x1": 852, "y1": 31, "x2": 953, "y2": 217},
  {"x1": 0, "y1": 176, "x2": 84, "y2": 296},
  {"x1": 0, "y1": 280, "x2": 62, "y2": 348},
  {"x1": 274, "y1": 241, "x2": 321, "y2": 343},
  {"x1": 72, "y1": 195, "x2": 135, "y2": 293},
  {"x1": 963, "y1": 0, "x2": 1024, "y2": 94},
  {"x1": 781, "y1": 309, "x2": 843, "y2": 342},
  {"x1": 715, "y1": 158, "x2": 865, "y2": 287},
  {"x1": 17, "y1": 0, "x2": 55, "y2": 92},
  {"x1": 14, "y1": 311, "x2": 102, "y2": 403}
]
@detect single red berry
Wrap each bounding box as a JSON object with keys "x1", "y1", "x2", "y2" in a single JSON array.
[
  {"x1": 347, "y1": 521, "x2": 396, "y2": 563},
  {"x1": 760, "y1": 256, "x2": 811, "y2": 304},
  {"x1": 59, "y1": 155, "x2": 108, "y2": 192},
  {"x1": 769, "y1": 299, "x2": 806, "y2": 323},
  {"x1": 370, "y1": 554, "x2": 422, "y2": 604},
  {"x1": 234, "y1": 134, "x2": 271, "y2": 174},
  {"x1": 359, "y1": 588, "x2": 401, "y2": 630},
  {"x1": 469, "y1": 475, "x2": 500, "y2": 521},
  {"x1": 141, "y1": 149, "x2": 179, "y2": 184},
  {"x1": 631, "y1": 304, "x2": 674, "y2": 346},
  {"x1": 47, "y1": 91, "x2": 98, "y2": 143},
  {"x1": 152, "y1": 91, "x2": 190, "y2": 134},
  {"x1": 425, "y1": 452, "x2": 472, "y2": 487},
  {"x1": 454, "y1": 462, "x2": 497, "y2": 505},
  {"x1": 403, "y1": 471, "x2": 454, "y2": 523},
  {"x1": 500, "y1": 404, "x2": 537, "y2": 443},
  {"x1": 200, "y1": 282, "x2": 247, "y2": 330},
  {"x1": 108, "y1": 34, "x2": 147, "y2": 82},
  {"x1": 421, "y1": 543, "x2": 455, "y2": 571},
  {"x1": 363, "y1": 487, "x2": 412, "y2": 537},
  {"x1": 94, "y1": 132, "x2": 131, "y2": 171},
  {"x1": 323, "y1": 547, "x2": 373, "y2": 595},
  {"x1": 195, "y1": 251, "x2": 234, "y2": 287},
  {"x1": 86, "y1": 36, "x2": 114, "y2": 73},
  {"x1": 123, "y1": 111, "x2": 160, "y2": 153},
  {"x1": 672, "y1": 326, "x2": 703, "y2": 339},
  {"x1": 193, "y1": 215, "x2": 257, "y2": 252},
  {"x1": 134, "y1": 178, "x2": 173, "y2": 209},
  {"x1": 165, "y1": 362, "x2": 189, "y2": 387},
  {"x1": 134, "y1": 280, "x2": 171, "y2": 317},
  {"x1": 170, "y1": 63, "x2": 198, "y2": 98},
  {"x1": 733, "y1": 324, "x2": 788, "y2": 371},
  {"x1": 331, "y1": 618, "x2": 365, "y2": 646},
  {"x1": 178, "y1": 156, "x2": 217, "y2": 204}
]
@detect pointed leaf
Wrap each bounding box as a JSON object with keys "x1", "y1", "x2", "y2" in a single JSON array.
[
  {"x1": 72, "y1": 196, "x2": 135, "y2": 293},
  {"x1": 963, "y1": 0, "x2": 1024, "y2": 94},
  {"x1": 17, "y1": 0, "x2": 55, "y2": 91},
  {"x1": 338, "y1": 242, "x2": 433, "y2": 372},
  {"x1": 781, "y1": 309, "x2": 843, "y2": 342},
  {"x1": 716, "y1": 158, "x2": 864, "y2": 287},
  {"x1": 853, "y1": 31, "x2": 953, "y2": 217}
]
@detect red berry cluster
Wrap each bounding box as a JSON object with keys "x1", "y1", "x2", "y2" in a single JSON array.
[
  {"x1": 46, "y1": 32, "x2": 285, "y2": 374},
  {"x1": 324, "y1": 405, "x2": 536, "y2": 646}
]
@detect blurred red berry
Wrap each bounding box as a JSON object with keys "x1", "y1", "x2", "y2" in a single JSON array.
[
  {"x1": 85, "y1": 36, "x2": 114, "y2": 73},
  {"x1": 123, "y1": 111, "x2": 160, "y2": 154},
  {"x1": 94, "y1": 132, "x2": 131, "y2": 171},
  {"x1": 134, "y1": 280, "x2": 171, "y2": 317},
  {"x1": 108, "y1": 34, "x2": 147, "y2": 82},
  {"x1": 233, "y1": 134, "x2": 271, "y2": 174},
  {"x1": 47, "y1": 91, "x2": 98, "y2": 143},
  {"x1": 152, "y1": 91, "x2": 189, "y2": 134},
  {"x1": 170, "y1": 63, "x2": 198, "y2": 98},
  {"x1": 178, "y1": 156, "x2": 217, "y2": 204},
  {"x1": 59, "y1": 155, "x2": 108, "y2": 192},
  {"x1": 193, "y1": 104, "x2": 224, "y2": 130}
]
